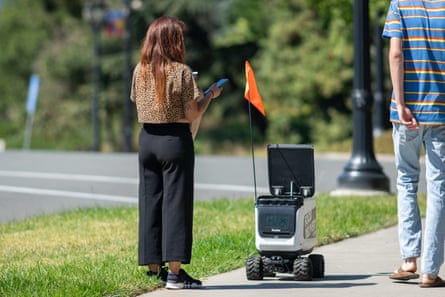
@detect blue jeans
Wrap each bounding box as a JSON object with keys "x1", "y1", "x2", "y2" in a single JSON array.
[{"x1": 393, "y1": 123, "x2": 445, "y2": 275}]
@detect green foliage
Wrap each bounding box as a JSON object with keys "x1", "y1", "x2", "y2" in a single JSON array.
[
  {"x1": 311, "y1": 109, "x2": 352, "y2": 149},
  {"x1": 0, "y1": 0, "x2": 49, "y2": 143},
  {"x1": 254, "y1": 0, "x2": 353, "y2": 143},
  {"x1": 214, "y1": 0, "x2": 271, "y2": 46},
  {"x1": 0, "y1": 0, "x2": 391, "y2": 151},
  {"x1": 32, "y1": 17, "x2": 93, "y2": 150}
]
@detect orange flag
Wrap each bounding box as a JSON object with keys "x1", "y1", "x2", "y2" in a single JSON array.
[{"x1": 244, "y1": 60, "x2": 266, "y2": 116}]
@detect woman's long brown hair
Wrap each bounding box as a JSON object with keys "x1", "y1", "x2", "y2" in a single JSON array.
[{"x1": 139, "y1": 16, "x2": 186, "y2": 108}]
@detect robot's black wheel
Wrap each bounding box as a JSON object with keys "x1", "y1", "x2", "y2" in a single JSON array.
[
  {"x1": 309, "y1": 254, "x2": 325, "y2": 278},
  {"x1": 246, "y1": 256, "x2": 263, "y2": 280},
  {"x1": 293, "y1": 257, "x2": 312, "y2": 281},
  {"x1": 261, "y1": 256, "x2": 276, "y2": 277}
]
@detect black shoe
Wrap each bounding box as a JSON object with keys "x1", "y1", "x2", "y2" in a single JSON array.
[
  {"x1": 165, "y1": 269, "x2": 202, "y2": 289},
  {"x1": 146, "y1": 266, "x2": 168, "y2": 284}
]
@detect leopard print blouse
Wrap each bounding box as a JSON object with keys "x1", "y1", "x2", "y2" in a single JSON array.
[{"x1": 130, "y1": 61, "x2": 200, "y2": 123}]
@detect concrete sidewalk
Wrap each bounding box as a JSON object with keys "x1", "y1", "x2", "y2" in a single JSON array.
[{"x1": 139, "y1": 224, "x2": 445, "y2": 297}]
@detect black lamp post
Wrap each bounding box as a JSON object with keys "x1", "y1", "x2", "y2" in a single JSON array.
[
  {"x1": 336, "y1": 0, "x2": 390, "y2": 193},
  {"x1": 83, "y1": 0, "x2": 106, "y2": 152}
]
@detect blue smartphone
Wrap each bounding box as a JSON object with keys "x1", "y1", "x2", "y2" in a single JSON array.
[{"x1": 204, "y1": 78, "x2": 228, "y2": 95}]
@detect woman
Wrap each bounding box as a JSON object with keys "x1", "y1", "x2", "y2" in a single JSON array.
[{"x1": 130, "y1": 16, "x2": 222, "y2": 290}]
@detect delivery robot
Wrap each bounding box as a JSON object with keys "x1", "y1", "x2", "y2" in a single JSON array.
[{"x1": 245, "y1": 144, "x2": 325, "y2": 281}]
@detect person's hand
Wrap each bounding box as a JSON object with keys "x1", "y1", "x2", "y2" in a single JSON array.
[
  {"x1": 397, "y1": 105, "x2": 419, "y2": 130},
  {"x1": 208, "y1": 83, "x2": 223, "y2": 99}
]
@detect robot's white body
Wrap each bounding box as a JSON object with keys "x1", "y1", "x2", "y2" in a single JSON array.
[{"x1": 255, "y1": 197, "x2": 316, "y2": 254}]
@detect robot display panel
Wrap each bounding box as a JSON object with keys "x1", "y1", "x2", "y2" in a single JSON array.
[{"x1": 258, "y1": 205, "x2": 297, "y2": 237}]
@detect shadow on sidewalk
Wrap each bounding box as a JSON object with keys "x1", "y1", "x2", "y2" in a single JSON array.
[{"x1": 201, "y1": 274, "x2": 376, "y2": 290}]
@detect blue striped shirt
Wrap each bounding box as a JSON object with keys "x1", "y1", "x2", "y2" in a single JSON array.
[{"x1": 383, "y1": 0, "x2": 445, "y2": 125}]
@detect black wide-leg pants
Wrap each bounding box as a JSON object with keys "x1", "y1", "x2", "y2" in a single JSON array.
[{"x1": 138, "y1": 123, "x2": 195, "y2": 266}]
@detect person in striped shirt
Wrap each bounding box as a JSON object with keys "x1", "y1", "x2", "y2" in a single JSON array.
[{"x1": 383, "y1": 0, "x2": 445, "y2": 287}]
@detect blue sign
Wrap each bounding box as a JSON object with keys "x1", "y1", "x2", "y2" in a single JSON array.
[
  {"x1": 26, "y1": 74, "x2": 40, "y2": 114},
  {"x1": 105, "y1": 10, "x2": 125, "y2": 37}
]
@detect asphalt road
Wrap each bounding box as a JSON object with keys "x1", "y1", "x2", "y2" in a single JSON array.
[{"x1": 0, "y1": 150, "x2": 426, "y2": 224}]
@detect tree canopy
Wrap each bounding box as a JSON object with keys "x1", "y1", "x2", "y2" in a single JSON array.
[{"x1": 0, "y1": 0, "x2": 390, "y2": 152}]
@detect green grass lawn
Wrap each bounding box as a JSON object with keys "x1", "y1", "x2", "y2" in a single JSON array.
[{"x1": 0, "y1": 194, "x2": 426, "y2": 297}]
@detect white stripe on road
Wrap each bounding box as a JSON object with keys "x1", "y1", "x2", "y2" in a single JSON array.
[
  {"x1": 195, "y1": 183, "x2": 268, "y2": 193},
  {"x1": 0, "y1": 170, "x2": 269, "y2": 202},
  {"x1": 0, "y1": 170, "x2": 136, "y2": 184},
  {"x1": 0, "y1": 184, "x2": 267, "y2": 203},
  {"x1": 0, "y1": 185, "x2": 137, "y2": 203},
  {"x1": 0, "y1": 170, "x2": 268, "y2": 193}
]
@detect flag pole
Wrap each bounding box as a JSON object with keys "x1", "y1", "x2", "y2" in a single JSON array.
[
  {"x1": 244, "y1": 60, "x2": 265, "y2": 200},
  {"x1": 247, "y1": 99, "x2": 258, "y2": 199}
]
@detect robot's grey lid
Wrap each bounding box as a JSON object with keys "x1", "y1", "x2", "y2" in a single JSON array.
[{"x1": 267, "y1": 144, "x2": 315, "y2": 197}]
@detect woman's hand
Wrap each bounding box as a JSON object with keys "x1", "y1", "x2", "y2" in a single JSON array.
[{"x1": 208, "y1": 83, "x2": 223, "y2": 99}]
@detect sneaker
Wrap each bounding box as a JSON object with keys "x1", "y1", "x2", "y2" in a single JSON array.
[
  {"x1": 146, "y1": 266, "x2": 168, "y2": 284},
  {"x1": 165, "y1": 269, "x2": 202, "y2": 289}
]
